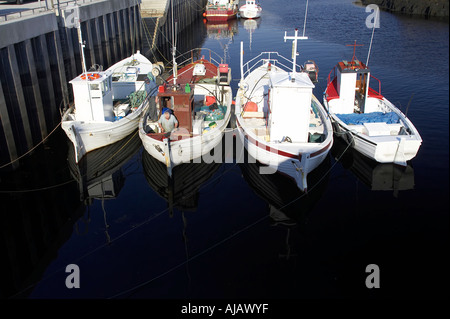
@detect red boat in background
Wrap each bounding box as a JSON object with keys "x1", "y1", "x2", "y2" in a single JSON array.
[{"x1": 204, "y1": 0, "x2": 239, "y2": 22}]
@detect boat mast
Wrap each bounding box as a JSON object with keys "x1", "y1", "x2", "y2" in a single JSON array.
[
  {"x1": 171, "y1": 0, "x2": 178, "y2": 86},
  {"x1": 366, "y1": 6, "x2": 379, "y2": 66},
  {"x1": 284, "y1": 29, "x2": 307, "y2": 79},
  {"x1": 284, "y1": 0, "x2": 309, "y2": 79},
  {"x1": 74, "y1": 6, "x2": 87, "y2": 74},
  {"x1": 240, "y1": 41, "x2": 244, "y2": 84},
  {"x1": 73, "y1": 4, "x2": 94, "y2": 120}
]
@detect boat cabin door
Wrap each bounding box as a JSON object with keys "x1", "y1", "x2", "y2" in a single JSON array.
[{"x1": 355, "y1": 71, "x2": 369, "y2": 113}]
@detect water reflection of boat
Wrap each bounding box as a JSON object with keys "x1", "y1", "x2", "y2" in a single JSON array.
[
  {"x1": 331, "y1": 135, "x2": 414, "y2": 196},
  {"x1": 239, "y1": 152, "x2": 330, "y2": 223},
  {"x1": 142, "y1": 151, "x2": 222, "y2": 213},
  {"x1": 204, "y1": 19, "x2": 239, "y2": 39},
  {"x1": 68, "y1": 131, "x2": 142, "y2": 202},
  {"x1": 242, "y1": 18, "x2": 261, "y2": 50}
]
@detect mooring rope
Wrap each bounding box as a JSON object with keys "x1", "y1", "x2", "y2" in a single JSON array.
[{"x1": 0, "y1": 122, "x2": 62, "y2": 170}]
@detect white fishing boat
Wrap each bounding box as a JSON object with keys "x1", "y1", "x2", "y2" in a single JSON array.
[
  {"x1": 235, "y1": 29, "x2": 333, "y2": 192},
  {"x1": 323, "y1": 43, "x2": 422, "y2": 165},
  {"x1": 62, "y1": 51, "x2": 153, "y2": 163},
  {"x1": 239, "y1": 0, "x2": 262, "y2": 19},
  {"x1": 139, "y1": 48, "x2": 233, "y2": 175},
  {"x1": 61, "y1": 10, "x2": 155, "y2": 163}
]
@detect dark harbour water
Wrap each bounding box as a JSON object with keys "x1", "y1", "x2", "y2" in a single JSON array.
[{"x1": 0, "y1": 0, "x2": 448, "y2": 303}]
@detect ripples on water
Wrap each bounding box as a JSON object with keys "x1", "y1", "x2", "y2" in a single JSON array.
[{"x1": 0, "y1": 0, "x2": 448, "y2": 300}]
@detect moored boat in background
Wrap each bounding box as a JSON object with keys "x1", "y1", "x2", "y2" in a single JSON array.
[
  {"x1": 239, "y1": 0, "x2": 262, "y2": 19},
  {"x1": 204, "y1": 0, "x2": 239, "y2": 22}
]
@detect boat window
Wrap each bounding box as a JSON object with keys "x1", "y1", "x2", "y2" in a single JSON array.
[
  {"x1": 102, "y1": 80, "x2": 109, "y2": 96},
  {"x1": 90, "y1": 84, "x2": 100, "y2": 91},
  {"x1": 159, "y1": 96, "x2": 174, "y2": 111}
]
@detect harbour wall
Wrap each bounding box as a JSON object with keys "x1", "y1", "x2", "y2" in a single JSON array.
[
  {"x1": 141, "y1": 0, "x2": 209, "y2": 58},
  {"x1": 0, "y1": 0, "x2": 143, "y2": 169}
]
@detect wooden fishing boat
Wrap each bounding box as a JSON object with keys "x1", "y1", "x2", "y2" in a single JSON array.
[{"x1": 139, "y1": 48, "x2": 233, "y2": 176}]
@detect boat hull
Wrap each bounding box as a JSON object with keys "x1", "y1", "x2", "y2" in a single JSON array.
[
  {"x1": 139, "y1": 111, "x2": 230, "y2": 168},
  {"x1": 239, "y1": 6, "x2": 262, "y2": 19},
  {"x1": 62, "y1": 104, "x2": 143, "y2": 163},
  {"x1": 235, "y1": 93, "x2": 333, "y2": 193},
  {"x1": 61, "y1": 51, "x2": 152, "y2": 162},
  {"x1": 205, "y1": 8, "x2": 238, "y2": 21},
  {"x1": 330, "y1": 118, "x2": 421, "y2": 164},
  {"x1": 324, "y1": 97, "x2": 422, "y2": 165}
]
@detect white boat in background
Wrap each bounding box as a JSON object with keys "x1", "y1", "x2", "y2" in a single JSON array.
[
  {"x1": 235, "y1": 29, "x2": 333, "y2": 192},
  {"x1": 62, "y1": 51, "x2": 153, "y2": 163},
  {"x1": 239, "y1": 0, "x2": 262, "y2": 19},
  {"x1": 323, "y1": 43, "x2": 422, "y2": 166}
]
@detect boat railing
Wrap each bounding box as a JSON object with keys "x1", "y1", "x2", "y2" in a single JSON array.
[
  {"x1": 242, "y1": 52, "x2": 302, "y2": 79},
  {"x1": 369, "y1": 74, "x2": 382, "y2": 95},
  {"x1": 326, "y1": 66, "x2": 337, "y2": 87},
  {"x1": 176, "y1": 48, "x2": 224, "y2": 67},
  {"x1": 324, "y1": 66, "x2": 337, "y2": 101}
]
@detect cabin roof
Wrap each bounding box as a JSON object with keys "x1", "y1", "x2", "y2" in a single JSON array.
[
  {"x1": 70, "y1": 70, "x2": 112, "y2": 84},
  {"x1": 337, "y1": 60, "x2": 370, "y2": 74},
  {"x1": 269, "y1": 72, "x2": 314, "y2": 89}
]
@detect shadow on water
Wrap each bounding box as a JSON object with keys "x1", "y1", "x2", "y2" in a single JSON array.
[
  {"x1": 0, "y1": 129, "x2": 142, "y2": 298},
  {"x1": 239, "y1": 151, "x2": 331, "y2": 225},
  {"x1": 0, "y1": 129, "x2": 84, "y2": 299},
  {"x1": 142, "y1": 151, "x2": 223, "y2": 215}
]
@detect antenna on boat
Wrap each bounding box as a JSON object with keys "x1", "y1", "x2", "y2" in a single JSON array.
[
  {"x1": 302, "y1": 0, "x2": 309, "y2": 38},
  {"x1": 284, "y1": 29, "x2": 308, "y2": 78},
  {"x1": 72, "y1": 5, "x2": 87, "y2": 74},
  {"x1": 346, "y1": 40, "x2": 364, "y2": 63},
  {"x1": 240, "y1": 41, "x2": 244, "y2": 84}
]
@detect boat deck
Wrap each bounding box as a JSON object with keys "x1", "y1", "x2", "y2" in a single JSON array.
[{"x1": 239, "y1": 66, "x2": 325, "y2": 143}]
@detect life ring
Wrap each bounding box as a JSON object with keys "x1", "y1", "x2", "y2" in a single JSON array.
[{"x1": 80, "y1": 73, "x2": 101, "y2": 80}]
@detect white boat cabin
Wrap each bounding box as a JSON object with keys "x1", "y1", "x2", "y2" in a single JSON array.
[
  {"x1": 327, "y1": 59, "x2": 383, "y2": 114},
  {"x1": 268, "y1": 72, "x2": 315, "y2": 143},
  {"x1": 70, "y1": 71, "x2": 114, "y2": 122}
]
